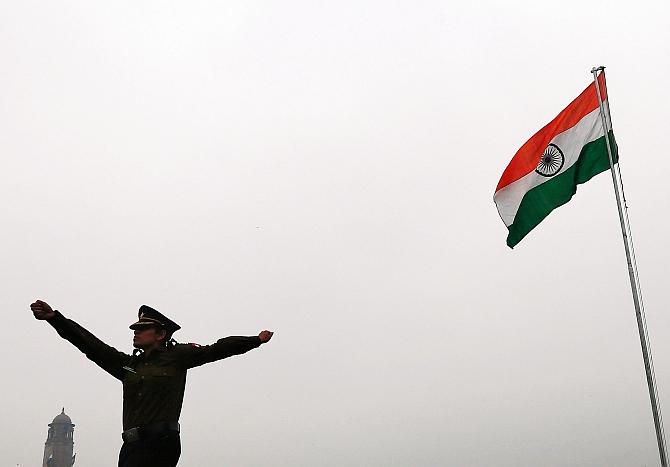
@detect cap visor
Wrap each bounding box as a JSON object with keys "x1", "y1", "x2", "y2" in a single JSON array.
[{"x1": 129, "y1": 322, "x2": 158, "y2": 330}]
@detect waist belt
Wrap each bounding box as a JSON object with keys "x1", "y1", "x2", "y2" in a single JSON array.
[{"x1": 122, "y1": 421, "x2": 180, "y2": 443}]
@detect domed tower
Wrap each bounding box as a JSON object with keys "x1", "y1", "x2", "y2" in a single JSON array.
[{"x1": 42, "y1": 408, "x2": 76, "y2": 466}]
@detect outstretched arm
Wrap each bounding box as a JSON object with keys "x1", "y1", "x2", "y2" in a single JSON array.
[
  {"x1": 180, "y1": 330, "x2": 273, "y2": 369},
  {"x1": 31, "y1": 300, "x2": 130, "y2": 380}
]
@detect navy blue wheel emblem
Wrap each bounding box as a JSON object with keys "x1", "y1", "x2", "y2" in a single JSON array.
[{"x1": 535, "y1": 143, "x2": 564, "y2": 177}]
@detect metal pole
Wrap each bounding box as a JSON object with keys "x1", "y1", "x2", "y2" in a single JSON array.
[{"x1": 591, "y1": 66, "x2": 668, "y2": 467}]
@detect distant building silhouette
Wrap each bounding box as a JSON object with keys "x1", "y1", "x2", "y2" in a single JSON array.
[{"x1": 42, "y1": 408, "x2": 76, "y2": 467}]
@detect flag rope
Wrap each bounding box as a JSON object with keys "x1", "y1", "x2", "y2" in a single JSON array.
[
  {"x1": 618, "y1": 159, "x2": 668, "y2": 456},
  {"x1": 616, "y1": 162, "x2": 667, "y2": 453}
]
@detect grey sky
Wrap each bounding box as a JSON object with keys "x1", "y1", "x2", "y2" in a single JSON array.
[{"x1": 3, "y1": 1, "x2": 670, "y2": 466}]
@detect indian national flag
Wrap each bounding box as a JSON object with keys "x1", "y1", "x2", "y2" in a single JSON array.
[{"x1": 494, "y1": 73, "x2": 618, "y2": 248}]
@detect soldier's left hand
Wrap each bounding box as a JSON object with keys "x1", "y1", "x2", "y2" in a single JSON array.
[{"x1": 258, "y1": 330, "x2": 273, "y2": 343}]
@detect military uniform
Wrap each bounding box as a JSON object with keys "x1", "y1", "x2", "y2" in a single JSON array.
[{"x1": 46, "y1": 306, "x2": 262, "y2": 467}]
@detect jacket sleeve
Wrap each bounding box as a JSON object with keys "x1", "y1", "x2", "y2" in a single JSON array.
[
  {"x1": 47, "y1": 311, "x2": 131, "y2": 381},
  {"x1": 178, "y1": 336, "x2": 262, "y2": 369}
]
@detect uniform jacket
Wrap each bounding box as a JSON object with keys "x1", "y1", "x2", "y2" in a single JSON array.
[{"x1": 47, "y1": 311, "x2": 262, "y2": 430}]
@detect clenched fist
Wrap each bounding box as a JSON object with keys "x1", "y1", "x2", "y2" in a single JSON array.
[
  {"x1": 31, "y1": 300, "x2": 55, "y2": 320},
  {"x1": 258, "y1": 330, "x2": 274, "y2": 343}
]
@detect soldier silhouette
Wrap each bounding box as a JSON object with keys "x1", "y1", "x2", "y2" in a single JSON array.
[{"x1": 31, "y1": 299, "x2": 273, "y2": 467}]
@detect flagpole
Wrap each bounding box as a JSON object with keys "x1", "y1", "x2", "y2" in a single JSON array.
[{"x1": 591, "y1": 66, "x2": 668, "y2": 467}]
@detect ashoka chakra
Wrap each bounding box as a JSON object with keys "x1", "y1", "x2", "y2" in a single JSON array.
[{"x1": 535, "y1": 143, "x2": 565, "y2": 177}]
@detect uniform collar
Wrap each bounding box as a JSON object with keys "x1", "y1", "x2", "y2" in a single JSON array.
[{"x1": 135, "y1": 345, "x2": 168, "y2": 360}]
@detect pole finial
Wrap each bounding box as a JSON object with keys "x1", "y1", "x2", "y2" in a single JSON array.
[{"x1": 591, "y1": 65, "x2": 606, "y2": 73}]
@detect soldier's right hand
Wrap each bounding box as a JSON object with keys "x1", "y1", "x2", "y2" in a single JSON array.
[{"x1": 31, "y1": 300, "x2": 55, "y2": 320}]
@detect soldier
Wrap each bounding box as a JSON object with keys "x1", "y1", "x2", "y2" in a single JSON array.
[{"x1": 30, "y1": 299, "x2": 273, "y2": 467}]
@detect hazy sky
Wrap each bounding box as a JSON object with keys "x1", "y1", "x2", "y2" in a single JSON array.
[{"x1": 3, "y1": 1, "x2": 670, "y2": 466}]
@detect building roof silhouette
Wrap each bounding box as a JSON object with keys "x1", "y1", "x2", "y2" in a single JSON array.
[{"x1": 51, "y1": 408, "x2": 73, "y2": 425}]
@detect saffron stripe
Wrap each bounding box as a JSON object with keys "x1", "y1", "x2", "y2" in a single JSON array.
[{"x1": 495, "y1": 73, "x2": 607, "y2": 192}]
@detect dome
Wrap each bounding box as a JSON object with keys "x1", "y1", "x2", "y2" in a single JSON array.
[{"x1": 52, "y1": 408, "x2": 72, "y2": 424}]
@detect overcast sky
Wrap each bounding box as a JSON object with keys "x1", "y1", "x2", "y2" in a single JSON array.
[{"x1": 3, "y1": 1, "x2": 670, "y2": 466}]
